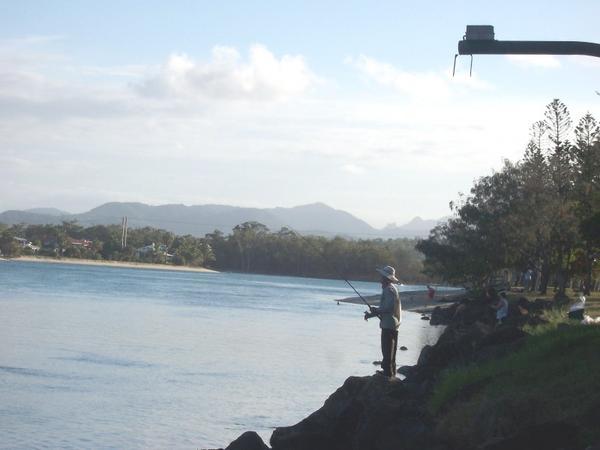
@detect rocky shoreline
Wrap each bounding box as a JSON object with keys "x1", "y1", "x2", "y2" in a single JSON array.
[{"x1": 214, "y1": 293, "x2": 599, "y2": 450}]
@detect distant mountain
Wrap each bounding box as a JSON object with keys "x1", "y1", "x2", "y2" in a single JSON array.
[
  {"x1": 70, "y1": 202, "x2": 377, "y2": 237},
  {"x1": 380, "y1": 216, "x2": 446, "y2": 238},
  {"x1": 25, "y1": 207, "x2": 71, "y2": 216},
  {"x1": 269, "y1": 202, "x2": 374, "y2": 236},
  {"x1": 0, "y1": 202, "x2": 442, "y2": 239},
  {"x1": 0, "y1": 210, "x2": 63, "y2": 226}
]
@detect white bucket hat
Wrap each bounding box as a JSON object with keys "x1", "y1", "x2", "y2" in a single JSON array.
[{"x1": 376, "y1": 265, "x2": 399, "y2": 283}]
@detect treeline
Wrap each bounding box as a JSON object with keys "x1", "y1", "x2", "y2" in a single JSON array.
[
  {"x1": 0, "y1": 222, "x2": 214, "y2": 267},
  {"x1": 0, "y1": 221, "x2": 429, "y2": 282},
  {"x1": 417, "y1": 99, "x2": 600, "y2": 296},
  {"x1": 207, "y1": 222, "x2": 427, "y2": 281}
]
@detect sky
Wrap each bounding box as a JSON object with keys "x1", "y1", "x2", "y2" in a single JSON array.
[{"x1": 1, "y1": 1, "x2": 599, "y2": 228}]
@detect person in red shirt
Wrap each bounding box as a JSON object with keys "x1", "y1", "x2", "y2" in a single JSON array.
[{"x1": 427, "y1": 285, "x2": 436, "y2": 300}]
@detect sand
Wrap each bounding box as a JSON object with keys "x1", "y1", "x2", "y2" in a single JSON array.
[
  {"x1": 11, "y1": 256, "x2": 218, "y2": 274},
  {"x1": 336, "y1": 289, "x2": 465, "y2": 313}
]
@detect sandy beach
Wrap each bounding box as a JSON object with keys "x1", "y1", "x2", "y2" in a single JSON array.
[
  {"x1": 336, "y1": 289, "x2": 465, "y2": 313},
  {"x1": 11, "y1": 256, "x2": 218, "y2": 274}
]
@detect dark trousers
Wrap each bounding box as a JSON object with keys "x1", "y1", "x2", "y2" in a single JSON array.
[{"x1": 381, "y1": 328, "x2": 398, "y2": 377}]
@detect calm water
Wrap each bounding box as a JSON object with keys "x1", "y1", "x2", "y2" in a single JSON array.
[{"x1": 0, "y1": 261, "x2": 443, "y2": 449}]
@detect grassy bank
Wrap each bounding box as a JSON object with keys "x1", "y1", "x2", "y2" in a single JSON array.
[
  {"x1": 517, "y1": 289, "x2": 600, "y2": 318},
  {"x1": 429, "y1": 313, "x2": 600, "y2": 448}
]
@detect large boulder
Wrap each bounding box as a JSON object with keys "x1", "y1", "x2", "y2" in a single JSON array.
[
  {"x1": 429, "y1": 304, "x2": 457, "y2": 326},
  {"x1": 226, "y1": 431, "x2": 270, "y2": 450},
  {"x1": 270, "y1": 375, "x2": 433, "y2": 450},
  {"x1": 411, "y1": 314, "x2": 527, "y2": 384}
]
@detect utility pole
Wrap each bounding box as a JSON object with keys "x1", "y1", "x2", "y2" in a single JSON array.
[{"x1": 121, "y1": 216, "x2": 128, "y2": 249}]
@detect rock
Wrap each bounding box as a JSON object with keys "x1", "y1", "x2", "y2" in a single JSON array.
[
  {"x1": 412, "y1": 314, "x2": 528, "y2": 383},
  {"x1": 225, "y1": 431, "x2": 270, "y2": 450},
  {"x1": 400, "y1": 346, "x2": 408, "y2": 351},
  {"x1": 429, "y1": 305, "x2": 455, "y2": 325},
  {"x1": 397, "y1": 365, "x2": 416, "y2": 377},
  {"x1": 372, "y1": 360, "x2": 382, "y2": 366},
  {"x1": 532, "y1": 298, "x2": 554, "y2": 312},
  {"x1": 479, "y1": 421, "x2": 579, "y2": 450},
  {"x1": 270, "y1": 375, "x2": 433, "y2": 450},
  {"x1": 421, "y1": 316, "x2": 430, "y2": 321},
  {"x1": 416, "y1": 345, "x2": 433, "y2": 366}
]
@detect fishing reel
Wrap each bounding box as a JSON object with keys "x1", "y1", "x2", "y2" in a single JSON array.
[{"x1": 364, "y1": 308, "x2": 378, "y2": 321}]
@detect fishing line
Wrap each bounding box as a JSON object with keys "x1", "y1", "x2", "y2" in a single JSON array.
[{"x1": 285, "y1": 228, "x2": 376, "y2": 312}]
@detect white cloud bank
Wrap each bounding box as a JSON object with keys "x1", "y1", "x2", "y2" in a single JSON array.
[
  {"x1": 506, "y1": 54, "x2": 561, "y2": 68},
  {"x1": 3, "y1": 38, "x2": 590, "y2": 226},
  {"x1": 348, "y1": 54, "x2": 492, "y2": 99},
  {"x1": 137, "y1": 45, "x2": 317, "y2": 101}
]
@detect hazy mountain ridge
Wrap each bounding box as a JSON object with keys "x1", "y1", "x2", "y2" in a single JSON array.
[
  {"x1": 25, "y1": 207, "x2": 71, "y2": 216},
  {"x1": 0, "y1": 202, "x2": 441, "y2": 238},
  {"x1": 381, "y1": 216, "x2": 447, "y2": 238}
]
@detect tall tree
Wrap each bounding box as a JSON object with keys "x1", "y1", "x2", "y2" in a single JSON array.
[
  {"x1": 573, "y1": 113, "x2": 600, "y2": 293},
  {"x1": 544, "y1": 99, "x2": 577, "y2": 296}
]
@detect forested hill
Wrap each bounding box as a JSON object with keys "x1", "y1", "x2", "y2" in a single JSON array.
[{"x1": 0, "y1": 202, "x2": 439, "y2": 238}]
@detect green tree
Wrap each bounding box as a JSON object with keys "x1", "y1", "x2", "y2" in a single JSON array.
[
  {"x1": 0, "y1": 228, "x2": 21, "y2": 257},
  {"x1": 572, "y1": 114, "x2": 600, "y2": 293},
  {"x1": 231, "y1": 222, "x2": 270, "y2": 271}
]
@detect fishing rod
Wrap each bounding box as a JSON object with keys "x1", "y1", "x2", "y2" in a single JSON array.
[{"x1": 286, "y1": 228, "x2": 376, "y2": 313}]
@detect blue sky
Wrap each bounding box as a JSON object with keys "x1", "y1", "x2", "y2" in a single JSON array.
[{"x1": 1, "y1": 1, "x2": 599, "y2": 227}]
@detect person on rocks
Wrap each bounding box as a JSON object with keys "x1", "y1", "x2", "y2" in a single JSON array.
[
  {"x1": 364, "y1": 266, "x2": 402, "y2": 378},
  {"x1": 491, "y1": 291, "x2": 509, "y2": 325},
  {"x1": 427, "y1": 284, "x2": 436, "y2": 300}
]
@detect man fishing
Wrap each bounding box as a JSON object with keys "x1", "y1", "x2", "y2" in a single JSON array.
[{"x1": 364, "y1": 265, "x2": 402, "y2": 379}]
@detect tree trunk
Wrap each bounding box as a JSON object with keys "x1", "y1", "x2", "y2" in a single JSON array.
[
  {"x1": 583, "y1": 246, "x2": 593, "y2": 295},
  {"x1": 539, "y1": 261, "x2": 551, "y2": 295}
]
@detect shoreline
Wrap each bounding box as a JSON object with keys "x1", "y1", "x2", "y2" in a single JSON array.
[
  {"x1": 9, "y1": 256, "x2": 219, "y2": 274},
  {"x1": 336, "y1": 289, "x2": 465, "y2": 313},
  {"x1": 224, "y1": 294, "x2": 596, "y2": 449}
]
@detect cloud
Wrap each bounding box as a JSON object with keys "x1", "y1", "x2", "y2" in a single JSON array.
[
  {"x1": 3, "y1": 37, "x2": 589, "y2": 226},
  {"x1": 567, "y1": 55, "x2": 600, "y2": 69},
  {"x1": 341, "y1": 164, "x2": 365, "y2": 174},
  {"x1": 348, "y1": 55, "x2": 491, "y2": 99},
  {"x1": 506, "y1": 54, "x2": 561, "y2": 68},
  {"x1": 0, "y1": 35, "x2": 65, "y2": 47},
  {"x1": 137, "y1": 45, "x2": 316, "y2": 101}
]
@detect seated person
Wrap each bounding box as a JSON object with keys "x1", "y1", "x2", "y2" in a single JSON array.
[
  {"x1": 491, "y1": 291, "x2": 509, "y2": 325},
  {"x1": 517, "y1": 297, "x2": 530, "y2": 316},
  {"x1": 568, "y1": 295, "x2": 586, "y2": 321}
]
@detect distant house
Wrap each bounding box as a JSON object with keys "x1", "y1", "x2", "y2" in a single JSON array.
[
  {"x1": 135, "y1": 243, "x2": 173, "y2": 261},
  {"x1": 14, "y1": 237, "x2": 40, "y2": 252},
  {"x1": 135, "y1": 243, "x2": 156, "y2": 257},
  {"x1": 14, "y1": 237, "x2": 29, "y2": 247},
  {"x1": 68, "y1": 238, "x2": 93, "y2": 249}
]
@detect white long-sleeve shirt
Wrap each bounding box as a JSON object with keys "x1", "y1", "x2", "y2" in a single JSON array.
[{"x1": 378, "y1": 284, "x2": 402, "y2": 330}]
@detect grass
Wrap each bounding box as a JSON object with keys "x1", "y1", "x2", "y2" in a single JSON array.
[
  {"x1": 516, "y1": 288, "x2": 600, "y2": 317},
  {"x1": 429, "y1": 323, "x2": 600, "y2": 447}
]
